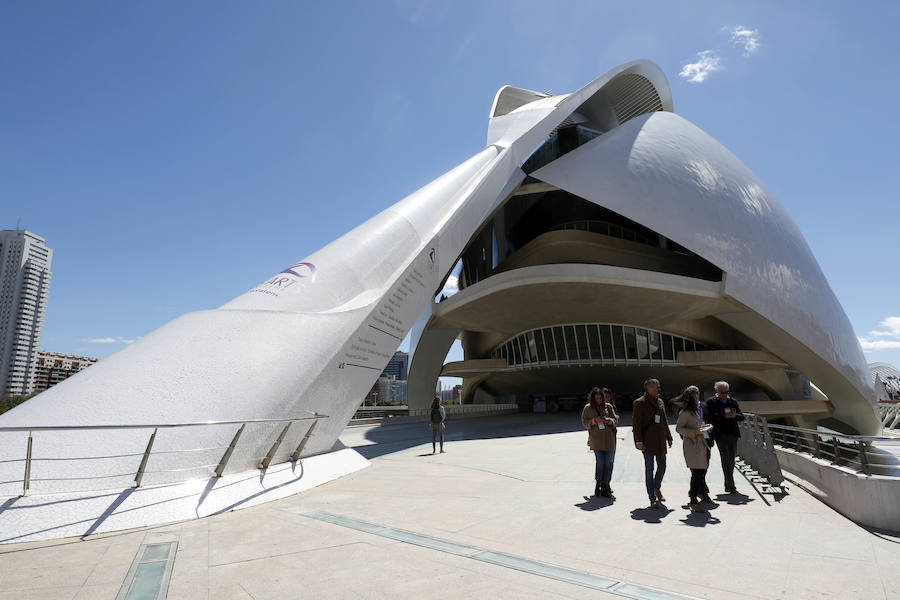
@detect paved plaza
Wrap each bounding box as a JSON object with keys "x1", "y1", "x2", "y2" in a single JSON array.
[{"x1": 1, "y1": 413, "x2": 898, "y2": 599}]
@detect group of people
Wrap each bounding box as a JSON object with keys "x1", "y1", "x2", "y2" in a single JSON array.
[{"x1": 581, "y1": 379, "x2": 744, "y2": 511}]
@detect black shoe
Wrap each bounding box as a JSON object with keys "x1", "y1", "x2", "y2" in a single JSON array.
[
  {"x1": 655, "y1": 489, "x2": 666, "y2": 502},
  {"x1": 594, "y1": 482, "x2": 601, "y2": 497},
  {"x1": 725, "y1": 486, "x2": 737, "y2": 494},
  {"x1": 606, "y1": 484, "x2": 614, "y2": 497},
  {"x1": 600, "y1": 483, "x2": 611, "y2": 497},
  {"x1": 701, "y1": 494, "x2": 713, "y2": 503}
]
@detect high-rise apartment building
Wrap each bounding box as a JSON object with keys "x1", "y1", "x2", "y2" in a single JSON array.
[
  {"x1": 33, "y1": 351, "x2": 98, "y2": 393},
  {"x1": 0, "y1": 230, "x2": 53, "y2": 394},
  {"x1": 382, "y1": 351, "x2": 409, "y2": 381}
]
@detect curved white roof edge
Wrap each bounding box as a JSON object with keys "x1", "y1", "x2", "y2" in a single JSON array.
[
  {"x1": 486, "y1": 59, "x2": 672, "y2": 150},
  {"x1": 530, "y1": 110, "x2": 877, "y2": 431}
]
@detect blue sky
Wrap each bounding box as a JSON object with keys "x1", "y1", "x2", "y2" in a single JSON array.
[{"x1": 3, "y1": 1, "x2": 899, "y2": 385}]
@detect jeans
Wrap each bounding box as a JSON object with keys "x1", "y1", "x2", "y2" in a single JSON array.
[
  {"x1": 431, "y1": 426, "x2": 444, "y2": 451},
  {"x1": 643, "y1": 453, "x2": 666, "y2": 501},
  {"x1": 717, "y1": 435, "x2": 738, "y2": 489},
  {"x1": 689, "y1": 468, "x2": 709, "y2": 500},
  {"x1": 593, "y1": 449, "x2": 615, "y2": 484}
]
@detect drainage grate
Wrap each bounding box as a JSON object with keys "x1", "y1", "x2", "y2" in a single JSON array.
[
  {"x1": 116, "y1": 541, "x2": 178, "y2": 600},
  {"x1": 475, "y1": 550, "x2": 618, "y2": 590},
  {"x1": 303, "y1": 511, "x2": 705, "y2": 600}
]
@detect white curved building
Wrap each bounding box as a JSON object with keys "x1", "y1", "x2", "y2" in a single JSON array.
[{"x1": 0, "y1": 61, "x2": 881, "y2": 535}]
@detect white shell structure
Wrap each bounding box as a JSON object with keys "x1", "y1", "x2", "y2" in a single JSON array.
[{"x1": 0, "y1": 60, "x2": 879, "y2": 521}]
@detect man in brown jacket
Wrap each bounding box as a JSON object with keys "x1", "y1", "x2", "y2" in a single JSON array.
[{"x1": 633, "y1": 378, "x2": 673, "y2": 507}]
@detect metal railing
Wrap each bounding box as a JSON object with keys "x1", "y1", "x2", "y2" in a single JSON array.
[
  {"x1": 757, "y1": 417, "x2": 900, "y2": 477},
  {"x1": 0, "y1": 413, "x2": 327, "y2": 497},
  {"x1": 736, "y1": 413, "x2": 784, "y2": 486},
  {"x1": 352, "y1": 404, "x2": 519, "y2": 421},
  {"x1": 407, "y1": 403, "x2": 519, "y2": 418}
]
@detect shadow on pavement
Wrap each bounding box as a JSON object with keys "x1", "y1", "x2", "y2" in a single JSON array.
[
  {"x1": 575, "y1": 496, "x2": 615, "y2": 511},
  {"x1": 630, "y1": 506, "x2": 675, "y2": 523},
  {"x1": 350, "y1": 413, "x2": 598, "y2": 459},
  {"x1": 714, "y1": 492, "x2": 754, "y2": 505},
  {"x1": 679, "y1": 511, "x2": 722, "y2": 527}
]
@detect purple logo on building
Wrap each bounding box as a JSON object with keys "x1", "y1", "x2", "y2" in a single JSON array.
[
  {"x1": 280, "y1": 261, "x2": 317, "y2": 281},
  {"x1": 254, "y1": 261, "x2": 317, "y2": 294},
  {"x1": 428, "y1": 248, "x2": 435, "y2": 264}
]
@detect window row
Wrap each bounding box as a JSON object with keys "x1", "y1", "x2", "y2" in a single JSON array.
[{"x1": 491, "y1": 324, "x2": 710, "y2": 366}]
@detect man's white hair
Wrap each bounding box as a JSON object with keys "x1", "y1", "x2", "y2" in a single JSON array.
[{"x1": 714, "y1": 381, "x2": 730, "y2": 390}]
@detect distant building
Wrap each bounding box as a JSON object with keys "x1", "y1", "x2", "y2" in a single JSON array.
[
  {"x1": 0, "y1": 230, "x2": 53, "y2": 395},
  {"x1": 439, "y1": 385, "x2": 461, "y2": 405},
  {"x1": 365, "y1": 376, "x2": 392, "y2": 406},
  {"x1": 389, "y1": 379, "x2": 407, "y2": 405},
  {"x1": 363, "y1": 375, "x2": 408, "y2": 405},
  {"x1": 382, "y1": 351, "x2": 409, "y2": 381},
  {"x1": 870, "y1": 362, "x2": 900, "y2": 400},
  {"x1": 33, "y1": 351, "x2": 99, "y2": 393}
]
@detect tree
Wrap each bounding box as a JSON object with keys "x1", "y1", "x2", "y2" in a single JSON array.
[{"x1": 0, "y1": 391, "x2": 39, "y2": 415}]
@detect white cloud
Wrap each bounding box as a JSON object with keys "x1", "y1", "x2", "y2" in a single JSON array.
[
  {"x1": 679, "y1": 50, "x2": 722, "y2": 83},
  {"x1": 859, "y1": 338, "x2": 900, "y2": 352},
  {"x1": 870, "y1": 316, "x2": 900, "y2": 337},
  {"x1": 439, "y1": 274, "x2": 458, "y2": 297},
  {"x1": 858, "y1": 316, "x2": 900, "y2": 352},
  {"x1": 84, "y1": 336, "x2": 138, "y2": 345},
  {"x1": 729, "y1": 26, "x2": 760, "y2": 55}
]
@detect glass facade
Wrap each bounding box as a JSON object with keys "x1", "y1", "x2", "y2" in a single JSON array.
[{"x1": 491, "y1": 323, "x2": 710, "y2": 367}]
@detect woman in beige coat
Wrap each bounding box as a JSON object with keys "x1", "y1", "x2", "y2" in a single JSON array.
[
  {"x1": 581, "y1": 387, "x2": 619, "y2": 498},
  {"x1": 675, "y1": 386, "x2": 713, "y2": 511}
]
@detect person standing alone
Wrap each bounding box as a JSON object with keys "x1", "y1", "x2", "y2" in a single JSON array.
[
  {"x1": 704, "y1": 381, "x2": 744, "y2": 493},
  {"x1": 633, "y1": 378, "x2": 673, "y2": 508},
  {"x1": 429, "y1": 397, "x2": 446, "y2": 454},
  {"x1": 581, "y1": 387, "x2": 619, "y2": 498}
]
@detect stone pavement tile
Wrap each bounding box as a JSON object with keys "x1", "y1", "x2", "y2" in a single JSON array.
[
  {"x1": 0, "y1": 539, "x2": 109, "y2": 571},
  {"x1": 204, "y1": 584, "x2": 255, "y2": 600},
  {"x1": 208, "y1": 541, "x2": 411, "y2": 599},
  {"x1": 0, "y1": 587, "x2": 79, "y2": 600},
  {"x1": 0, "y1": 562, "x2": 96, "y2": 592},
  {"x1": 167, "y1": 578, "x2": 210, "y2": 600},
  {"x1": 71, "y1": 583, "x2": 122, "y2": 599},
  {"x1": 79, "y1": 539, "x2": 140, "y2": 587},
  {"x1": 206, "y1": 506, "x2": 386, "y2": 567},
  {"x1": 788, "y1": 511, "x2": 878, "y2": 563},
  {"x1": 782, "y1": 553, "x2": 888, "y2": 600},
  {"x1": 167, "y1": 550, "x2": 209, "y2": 600},
  {"x1": 872, "y1": 537, "x2": 900, "y2": 597},
  {"x1": 457, "y1": 581, "x2": 607, "y2": 600}
]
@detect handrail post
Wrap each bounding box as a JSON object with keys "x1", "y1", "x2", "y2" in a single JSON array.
[
  {"x1": 215, "y1": 424, "x2": 245, "y2": 477},
  {"x1": 857, "y1": 440, "x2": 870, "y2": 475},
  {"x1": 260, "y1": 422, "x2": 292, "y2": 469},
  {"x1": 22, "y1": 432, "x2": 33, "y2": 497},
  {"x1": 134, "y1": 428, "x2": 158, "y2": 488},
  {"x1": 290, "y1": 419, "x2": 319, "y2": 462},
  {"x1": 812, "y1": 434, "x2": 821, "y2": 459},
  {"x1": 831, "y1": 437, "x2": 839, "y2": 465}
]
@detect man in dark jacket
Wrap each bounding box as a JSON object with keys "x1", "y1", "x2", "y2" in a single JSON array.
[
  {"x1": 704, "y1": 381, "x2": 744, "y2": 493},
  {"x1": 633, "y1": 378, "x2": 673, "y2": 507}
]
